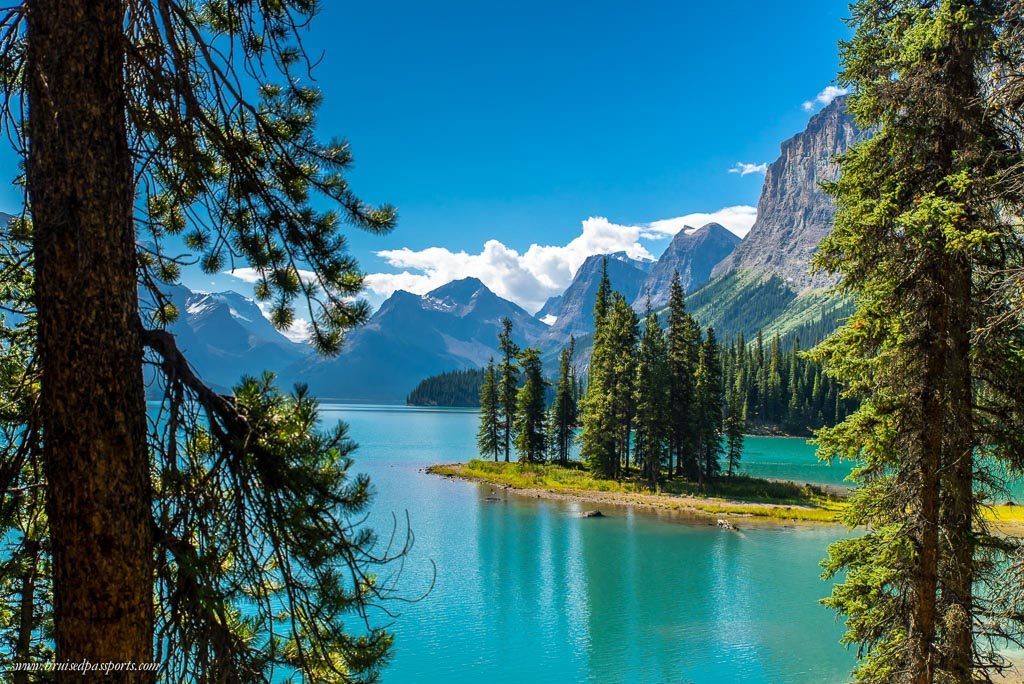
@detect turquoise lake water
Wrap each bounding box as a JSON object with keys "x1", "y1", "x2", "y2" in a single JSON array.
[{"x1": 321, "y1": 404, "x2": 861, "y2": 684}]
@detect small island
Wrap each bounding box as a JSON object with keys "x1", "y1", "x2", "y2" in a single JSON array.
[
  {"x1": 429, "y1": 460, "x2": 1024, "y2": 532},
  {"x1": 428, "y1": 459, "x2": 847, "y2": 523}
]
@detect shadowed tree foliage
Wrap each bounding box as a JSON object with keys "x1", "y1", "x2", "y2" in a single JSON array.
[
  {"x1": 724, "y1": 368, "x2": 745, "y2": 477},
  {"x1": 548, "y1": 337, "x2": 578, "y2": 466},
  {"x1": 634, "y1": 305, "x2": 670, "y2": 489},
  {"x1": 513, "y1": 348, "x2": 547, "y2": 463},
  {"x1": 497, "y1": 317, "x2": 520, "y2": 463},
  {"x1": 477, "y1": 360, "x2": 501, "y2": 461},
  {"x1": 0, "y1": 1, "x2": 412, "y2": 680},
  {"x1": 694, "y1": 327, "x2": 723, "y2": 485}
]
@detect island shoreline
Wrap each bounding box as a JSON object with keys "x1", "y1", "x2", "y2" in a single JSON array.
[
  {"x1": 426, "y1": 462, "x2": 1024, "y2": 533},
  {"x1": 426, "y1": 462, "x2": 848, "y2": 527}
]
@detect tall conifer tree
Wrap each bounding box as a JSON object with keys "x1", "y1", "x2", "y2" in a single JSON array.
[
  {"x1": 667, "y1": 271, "x2": 701, "y2": 478},
  {"x1": 606, "y1": 294, "x2": 639, "y2": 474},
  {"x1": 497, "y1": 317, "x2": 520, "y2": 463},
  {"x1": 580, "y1": 282, "x2": 628, "y2": 478},
  {"x1": 477, "y1": 359, "x2": 501, "y2": 461},
  {"x1": 0, "y1": 2, "x2": 404, "y2": 677},
  {"x1": 635, "y1": 306, "x2": 670, "y2": 488},
  {"x1": 550, "y1": 337, "x2": 578, "y2": 465},
  {"x1": 812, "y1": 2, "x2": 1024, "y2": 681},
  {"x1": 514, "y1": 348, "x2": 547, "y2": 463},
  {"x1": 724, "y1": 371, "x2": 745, "y2": 477},
  {"x1": 694, "y1": 327, "x2": 723, "y2": 484},
  {"x1": 593, "y1": 258, "x2": 612, "y2": 332}
]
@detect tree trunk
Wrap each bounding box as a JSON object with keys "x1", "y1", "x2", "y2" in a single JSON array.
[
  {"x1": 26, "y1": 0, "x2": 154, "y2": 675},
  {"x1": 938, "y1": 255, "x2": 975, "y2": 682},
  {"x1": 504, "y1": 413, "x2": 511, "y2": 462},
  {"x1": 13, "y1": 539, "x2": 39, "y2": 684}
]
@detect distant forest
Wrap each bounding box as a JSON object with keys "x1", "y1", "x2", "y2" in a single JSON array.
[
  {"x1": 408, "y1": 329, "x2": 855, "y2": 437},
  {"x1": 406, "y1": 368, "x2": 484, "y2": 406}
]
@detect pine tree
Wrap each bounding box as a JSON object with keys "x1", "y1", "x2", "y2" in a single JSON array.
[
  {"x1": 725, "y1": 371, "x2": 745, "y2": 477},
  {"x1": 497, "y1": 317, "x2": 520, "y2": 463},
  {"x1": 477, "y1": 360, "x2": 501, "y2": 461},
  {"x1": 550, "y1": 337, "x2": 578, "y2": 465},
  {"x1": 0, "y1": 2, "x2": 402, "y2": 677},
  {"x1": 694, "y1": 327, "x2": 724, "y2": 485},
  {"x1": 580, "y1": 286, "x2": 635, "y2": 479},
  {"x1": 634, "y1": 307, "x2": 670, "y2": 489},
  {"x1": 513, "y1": 348, "x2": 547, "y2": 463},
  {"x1": 767, "y1": 334, "x2": 783, "y2": 422},
  {"x1": 606, "y1": 294, "x2": 639, "y2": 475},
  {"x1": 812, "y1": 2, "x2": 1024, "y2": 681},
  {"x1": 666, "y1": 271, "x2": 701, "y2": 478},
  {"x1": 593, "y1": 257, "x2": 612, "y2": 331}
]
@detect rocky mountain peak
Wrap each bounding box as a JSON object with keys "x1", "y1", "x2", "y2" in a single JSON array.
[
  {"x1": 635, "y1": 221, "x2": 742, "y2": 308},
  {"x1": 710, "y1": 96, "x2": 858, "y2": 290},
  {"x1": 538, "y1": 253, "x2": 649, "y2": 340}
]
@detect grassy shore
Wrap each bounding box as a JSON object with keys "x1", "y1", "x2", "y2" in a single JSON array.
[
  {"x1": 428, "y1": 460, "x2": 1024, "y2": 531},
  {"x1": 427, "y1": 459, "x2": 848, "y2": 524}
]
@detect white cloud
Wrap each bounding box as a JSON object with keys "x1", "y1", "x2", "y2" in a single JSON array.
[
  {"x1": 364, "y1": 207, "x2": 757, "y2": 313},
  {"x1": 802, "y1": 85, "x2": 849, "y2": 112},
  {"x1": 222, "y1": 266, "x2": 318, "y2": 285},
  {"x1": 644, "y1": 206, "x2": 757, "y2": 239},
  {"x1": 251, "y1": 299, "x2": 314, "y2": 343},
  {"x1": 366, "y1": 218, "x2": 652, "y2": 314},
  {"x1": 279, "y1": 318, "x2": 312, "y2": 343},
  {"x1": 728, "y1": 162, "x2": 768, "y2": 176}
]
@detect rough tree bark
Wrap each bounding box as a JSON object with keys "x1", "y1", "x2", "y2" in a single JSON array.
[
  {"x1": 939, "y1": 254, "x2": 975, "y2": 683},
  {"x1": 26, "y1": 0, "x2": 154, "y2": 675}
]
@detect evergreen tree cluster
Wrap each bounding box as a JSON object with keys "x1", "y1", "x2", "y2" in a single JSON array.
[
  {"x1": 473, "y1": 262, "x2": 858, "y2": 484},
  {"x1": 578, "y1": 265, "x2": 728, "y2": 485},
  {"x1": 477, "y1": 321, "x2": 581, "y2": 464},
  {"x1": 720, "y1": 331, "x2": 858, "y2": 437},
  {"x1": 406, "y1": 368, "x2": 485, "y2": 406}
]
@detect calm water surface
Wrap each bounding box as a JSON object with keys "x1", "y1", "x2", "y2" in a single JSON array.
[{"x1": 322, "y1": 404, "x2": 859, "y2": 684}]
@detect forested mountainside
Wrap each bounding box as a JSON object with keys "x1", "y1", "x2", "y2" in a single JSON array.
[
  {"x1": 675, "y1": 96, "x2": 859, "y2": 350},
  {"x1": 684, "y1": 270, "x2": 852, "y2": 347}
]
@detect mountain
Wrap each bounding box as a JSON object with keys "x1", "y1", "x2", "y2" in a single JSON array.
[
  {"x1": 537, "y1": 252, "x2": 650, "y2": 342},
  {"x1": 635, "y1": 222, "x2": 741, "y2": 309},
  {"x1": 534, "y1": 294, "x2": 563, "y2": 325},
  {"x1": 688, "y1": 97, "x2": 859, "y2": 344},
  {"x1": 711, "y1": 96, "x2": 857, "y2": 289},
  {"x1": 287, "y1": 277, "x2": 549, "y2": 402},
  {"x1": 146, "y1": 284, "x2": 307, "y2": 392}
]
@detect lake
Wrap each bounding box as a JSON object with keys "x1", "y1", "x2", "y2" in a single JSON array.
[{"x1": 322, "y1": 404, "x2": 859, "y2": 683}]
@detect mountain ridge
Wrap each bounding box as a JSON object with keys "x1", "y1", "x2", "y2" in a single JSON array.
[
  {"x1": 710, "y1": 96, "x2": 857, "y2": 289},
  {"x1": 635, "y1": 222, "x2": 741, "y2": 309}
]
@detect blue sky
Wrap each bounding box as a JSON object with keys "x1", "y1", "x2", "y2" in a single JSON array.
[{"x1": 0, "y1": 0, "x2": 851, "y2": 322}]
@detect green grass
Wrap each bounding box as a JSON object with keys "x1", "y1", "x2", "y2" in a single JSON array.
[
  {"x1": 428, "y1": 461, "x2": 1024, "y2": 529},
  {"x1": 986, "y1": 504, "x2": 1024, "y2": 528},
  {"x1": 427, "y1": 459, "x2": 848, "y2": 523}
]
